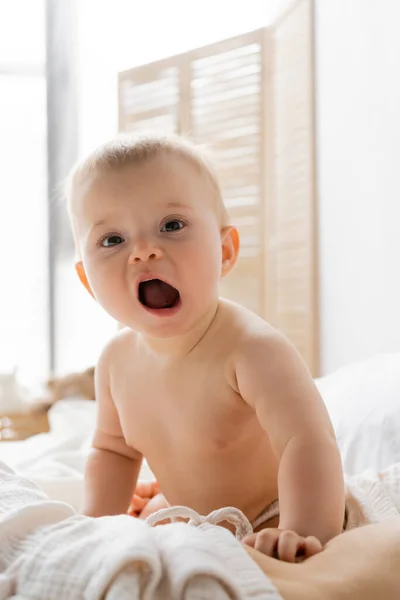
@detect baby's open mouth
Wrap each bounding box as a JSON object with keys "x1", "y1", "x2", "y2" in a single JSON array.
[{"x1": 138, "y1": 279, "x2": 180, "y2": 310}]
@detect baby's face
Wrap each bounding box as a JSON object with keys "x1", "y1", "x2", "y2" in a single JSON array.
[{"x1": 72, "y1": 154, "x2": 226, "y2": 337}]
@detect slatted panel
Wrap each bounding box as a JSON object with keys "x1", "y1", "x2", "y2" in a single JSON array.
[
  {"x1": 118, "y1": 11, "x2": 319, "y2": 373},
  {"x1": 270, "y1": 0, "x2": 318, "y2": 373},
  {"x1": 119, "y1": 64, "x2": 180, "y2": 134},
  {"x1": 190, "y1": 34, "x2": 264, "y2": 315}
]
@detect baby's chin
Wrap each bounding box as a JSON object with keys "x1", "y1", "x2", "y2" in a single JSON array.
[{"x1": 125, "y1": 313, "x2": 192, "y2": 340}]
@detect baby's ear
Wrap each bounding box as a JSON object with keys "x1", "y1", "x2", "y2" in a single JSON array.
[
  {"x1": 75, "y1": 261, "x2": 95, "y2": 298},
  {"x1": 221, "y1": 226, "x2": 240, "y2": 278}
]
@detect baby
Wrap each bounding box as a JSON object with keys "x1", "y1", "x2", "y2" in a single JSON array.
[{"x1": 67, "y1": 133, "x2": 345, "y2": 562}]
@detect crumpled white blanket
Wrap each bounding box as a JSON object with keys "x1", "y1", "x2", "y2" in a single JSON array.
[
  {"x1": 345, "y1": 462, "x2": 400, "y2": 528},
  {"x1": 2, "y1": 460, "x2": 400, "y2": 599},
  {"x1": 0, "y1": 461, "x2": 279, "y2": 600}
]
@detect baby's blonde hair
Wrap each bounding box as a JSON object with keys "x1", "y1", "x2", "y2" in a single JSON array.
[{"x1": 66, "y1": 132, "x2": 230, "y2": 227}]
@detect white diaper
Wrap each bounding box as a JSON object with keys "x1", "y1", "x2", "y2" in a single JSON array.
[{"x1": 251, "y1": 500, "x2": 280, "y2": 531}]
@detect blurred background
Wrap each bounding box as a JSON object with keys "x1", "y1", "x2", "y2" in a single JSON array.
[{"x1": 1, "y1": 0, "x2": 400, "y2": 388}]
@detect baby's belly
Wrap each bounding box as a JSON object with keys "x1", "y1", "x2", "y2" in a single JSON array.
[{"x1": 145, "y1": 443, "x2": 279, "y2": 523}]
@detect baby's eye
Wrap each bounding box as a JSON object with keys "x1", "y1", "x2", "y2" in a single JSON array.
[
  {"x1": 100, "y1": 234, "x2": 125, "y2": 248},
  {"x1": 160, "y1": 219, "x2": 185, "y2": 233}
]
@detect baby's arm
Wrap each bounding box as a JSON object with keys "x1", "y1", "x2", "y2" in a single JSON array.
[
  {"x1": 83, "y1": 341, "x2": 142, "y2": 517},
  {"x1": 235, "y1": 332, "x2": 345, "y2": 547}
]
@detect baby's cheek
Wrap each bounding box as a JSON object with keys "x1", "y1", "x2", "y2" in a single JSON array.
[
  {"x1": 91, "y1": 274, "x2": 128, "y2": 318},
  {"x1": 90, "y1": 264, "x2": 120, "y2": 295},
  {"x1": 190, "y1": 247, "x2": 221, "y2": 285}
]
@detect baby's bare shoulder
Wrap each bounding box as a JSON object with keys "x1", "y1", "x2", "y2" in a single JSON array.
[
  {"x1": 98, "y1": 327, "x2": 138, "y2": 371},
  {"x1": 215, "y1": 300, "x2": 288, "y2": 390},
  {"x1": 218, "y1": 299, "x2": 280, "y2": 350}
]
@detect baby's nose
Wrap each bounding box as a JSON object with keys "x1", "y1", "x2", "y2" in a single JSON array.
[{"x1": 128, "y1": 240, "x2": 163, "y2": 263}]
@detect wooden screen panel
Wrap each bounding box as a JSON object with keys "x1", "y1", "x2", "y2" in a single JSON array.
[
  {"x1": 119, "y1": 63, "x2": 180, "y2": 134},
  {"x1": 117, "y1": 11, "x2": 319, "y2": 373},
  {"x1": 189, "y1": 32, "x2": 265, "y2": 315},
  {"x1": 119, "y1": 33, "x2": 267, "y2": 317},
  {"x1": 269, "y1": 0, "x2": 319, "y2": 374}
]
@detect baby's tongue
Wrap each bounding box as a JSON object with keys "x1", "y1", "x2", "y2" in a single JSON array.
[{"x1": 142, "y1": 280, "x2": 178, "y2": 309}]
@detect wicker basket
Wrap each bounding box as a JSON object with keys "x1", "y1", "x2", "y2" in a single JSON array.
[{"x1": 0, "y1": 410, "x2": 49, "y2": 441}]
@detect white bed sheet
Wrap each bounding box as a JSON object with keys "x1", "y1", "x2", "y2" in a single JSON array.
[
  {"x1": 0, "y1": 399, "x2": 96, "y2": 510},
  {"x1": 0, "y1": 399, "x2": 154, "y2": 510},
  {"x1": 316, "y1": 353, "x2": 400, "y2": 475}
]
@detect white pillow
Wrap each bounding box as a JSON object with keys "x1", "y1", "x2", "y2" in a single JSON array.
[{"x1": 315, "y1": 353, "x2": 400, "y2": 475}]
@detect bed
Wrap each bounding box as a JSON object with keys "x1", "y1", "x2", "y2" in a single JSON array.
[{"x1": 0, "y1": 353, "x2": 400, "y2": 598}]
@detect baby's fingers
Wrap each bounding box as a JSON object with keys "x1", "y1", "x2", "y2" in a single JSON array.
[
  {"x1": 279, "y1": 534, "x2": 322, "y2": 563},
  {"x1": 128, "y1": 494, "x2": 149, "y2": 516},
  {"x1": 243, "y1": 530, "x2": 323, "y2": 563},
  {"x1": 277, "y1": 531, "x2": 302, "y2": 563},
  {"x1": 135, "y1": 480, "x2": 159, "y2": 498},
  {"x1": 303, "y1": 536, "x2": 323, "y2": 558},
  {"x1": 242, "y1": 533, "x2": 257, "y2": 548},
  {"x1": 243, "y1": 529, "x2": 281, "y2": 557}
]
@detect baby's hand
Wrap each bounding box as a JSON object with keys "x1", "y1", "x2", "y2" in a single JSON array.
[
  {"x1": 128, "y1": 480, "x2": 169, "y2": 520},
  {"x1": 243, "y1": 528, "x2": 322, "y2": 563}
]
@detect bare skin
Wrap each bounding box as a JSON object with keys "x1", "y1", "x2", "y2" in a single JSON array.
[
  {"x1": 94, "y1": 303, "x2": 291, "y2": 518},
  {"x1": 71, "y1": 150, "x2": 345, "y2": 561},
  {"x1": 247, "y1": 519, "x2": 400, "y2": 600}
]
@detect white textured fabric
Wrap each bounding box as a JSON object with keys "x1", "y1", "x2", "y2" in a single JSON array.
[
  {"x1": 1, "y1": 459, "x2": 400, "y2": 598},
  {"x1": 0, "y1": 461, "x2": 279, "y2": 600},
  {"x1": 345, "y1": 462, "x2": 400, "y2": 528},
  {"x1": 316, "y1": 352, "x2": 400, "y2": 474},
  {"x1": 0, "y1": 399, "x2": 153, "y2": 510},
  {"x1": 0, "y1": 399, "x2": 96, "y2": 509},
  {"x1": 146, "y1": 504, "x2": 254, "y2": 539},
  {"x1": 243, "y1": 463, "x2": 400, "y2": 532}
]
